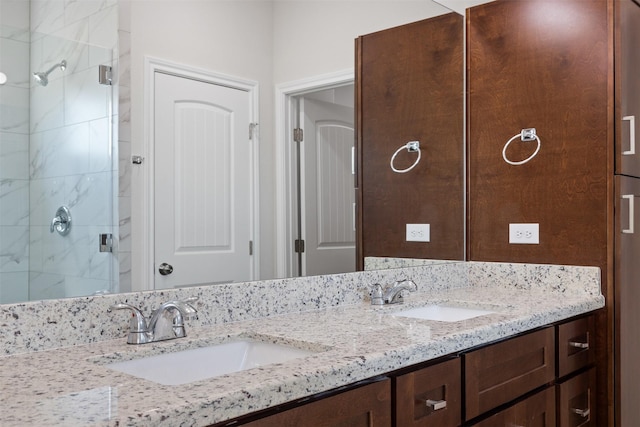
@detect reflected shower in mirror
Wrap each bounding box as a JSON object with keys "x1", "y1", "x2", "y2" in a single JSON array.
[{"x1": 0, "y1": 0, "x2": 118, "y2": 303}]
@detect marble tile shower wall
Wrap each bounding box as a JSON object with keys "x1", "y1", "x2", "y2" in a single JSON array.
[
  {"x1": 0, "y1": 0, "x2": 31, "y2": 303},
  {"x1": 0, "y1": 0, "x2": 120, "y2": 303},
  {"x1": 117, "y1": 0, "x2": 132, "y2": 293}
]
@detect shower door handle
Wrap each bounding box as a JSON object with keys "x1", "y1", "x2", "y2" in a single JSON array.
[{"x1": 158, "y1": 263, "x2": 174, "y2": 275}]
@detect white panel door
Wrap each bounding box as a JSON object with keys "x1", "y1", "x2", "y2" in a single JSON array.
[
  {"x1": 154, "y1": 72, "x2": 252, "y2": 288},
  {"x1": 301, "y1": 97, "x2": 355, "y2": 276}
]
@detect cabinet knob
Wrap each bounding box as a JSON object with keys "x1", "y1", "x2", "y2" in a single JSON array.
[{"x1": 425, "y1": 399, "x2": 447, "y2": 411}]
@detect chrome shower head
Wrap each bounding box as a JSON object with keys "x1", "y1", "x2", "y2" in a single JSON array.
[{"x1": 32, "y1": 60, "x2": 67, "y2": 87}]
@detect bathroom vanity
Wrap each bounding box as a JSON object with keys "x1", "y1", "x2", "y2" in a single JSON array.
[
  {"x1": 217, "y1": 314, "x2": 596, "y2": 427},
  {"x1": 0, "y1": 262, "x2": 603, "y2": 426}
]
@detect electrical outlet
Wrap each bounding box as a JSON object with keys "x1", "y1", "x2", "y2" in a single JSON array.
[
  {"x1": 406, "y1": 224, "x2": 430, "y2": 242},
  {"x1": 509, "y1": 223, "x2": 539, "y2": 244}
]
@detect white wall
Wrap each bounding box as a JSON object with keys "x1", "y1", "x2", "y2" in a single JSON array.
[
  {"x1": 128, "y1": 0, "x2": 461, "y2": 288},
  {"x1": 272, "y1": 1, "x2": 453, "y2": 84}
]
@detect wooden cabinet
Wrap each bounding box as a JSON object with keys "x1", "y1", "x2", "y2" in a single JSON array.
[
  {"x1": 470, "y1": 387, "x2": 556, "y2": 427},
  {"x1": 466, "y1": 0, "x2": 640, "y2": 424},
  {"x1": 557, "y1": 368, "x2": 597, "y2": 427},
  {"x1": 464, "y1": 327, "x2": 556, "y2": 420},
  {"x1": 394, "y1": 357, "x2": 461, "y2": 427},
  {"x1": 616, "y1": 0, "x2": 640, "y2": 177},
  {"x1": 237, "y1": 378, "x2": 391, "y2": 427},
  {"x1": 615, "y1": 175, "x2": 640, "y2": 425},
  {"x1": 356, "y1": 13, "x2": 464, "y2": 264}
]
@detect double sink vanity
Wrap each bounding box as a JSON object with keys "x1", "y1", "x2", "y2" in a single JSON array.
[{"x1": 0, "y1": 262, "x2": 604, "y2": 426}]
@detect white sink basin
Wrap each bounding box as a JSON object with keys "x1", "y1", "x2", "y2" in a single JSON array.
[
  {"x1": 107, "y1": 340, "x2": 317, "y2": 385},
  {"x1": 392, "y1": 304, "x2": 495, "y2": 322}
]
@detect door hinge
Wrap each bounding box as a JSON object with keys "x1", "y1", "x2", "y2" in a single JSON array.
[
  {"x1": 98, "y1": 64, "x2": 113, "y2": 85},
  {"x1": 294, "y1": 239, "x2": 305, "y2": 253},
  {"x1": 293, "y1": 128, "x2": 303, "y2": 143},
  {"x1": 99, "y1": 233, "x2": 113, "y2": 252},
  {"x1": 249, "y1": 240, "x2": 253, "y2": 255},
  {"x1": 249, "y1": 123, "x2": 258, "y2": 139}
]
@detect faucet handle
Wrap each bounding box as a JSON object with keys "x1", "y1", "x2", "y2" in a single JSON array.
[
  {"x1": 370, "y1": 284, "x2": 384, "y2": 306},
  {"x1": 109, "y1": 303, "x2": 153, "y2": 344},
  {"x1": 175, "y1": 297, "x2": 199, "y2": 320},
  {"x1": 109, "y1": 303, "x2": 148, "y2": 332}
]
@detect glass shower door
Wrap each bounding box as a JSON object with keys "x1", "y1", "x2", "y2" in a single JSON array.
[
  {"x1": 0, "y1": 22, "x2": 117, "y2": 302},
  {"x1": 28, "y1": 32, "x2": 116, "y2": 300}
]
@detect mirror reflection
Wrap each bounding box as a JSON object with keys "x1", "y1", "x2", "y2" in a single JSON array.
[{"x1": 0, "y1": 0, "x2": 464, "y2": 304}]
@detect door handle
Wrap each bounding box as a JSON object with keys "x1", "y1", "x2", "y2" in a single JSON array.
[
  {"x1": 623, "y1": 115, "x2": 636, "y2": 155},
  {"x1": 622, "y1": 194, "x2": 635, "y2": 234},
  {"x1": 158, "y1": 263, "x2": 174, "y2": 275}
]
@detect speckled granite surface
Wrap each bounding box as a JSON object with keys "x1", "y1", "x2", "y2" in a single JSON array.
[{"x1": 0, "y1": 262, "x2": 603, "y2": 426}]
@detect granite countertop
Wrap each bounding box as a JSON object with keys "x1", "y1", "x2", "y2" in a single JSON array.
[{"x1": 0, "y1": 275, "x2": 604, "y2": 427}]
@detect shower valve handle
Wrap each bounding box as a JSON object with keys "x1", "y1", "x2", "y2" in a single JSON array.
[{"x1": 50, "y1": 206, "x2": 71, "y2": 236}]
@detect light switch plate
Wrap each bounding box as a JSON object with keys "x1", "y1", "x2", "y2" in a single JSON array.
[
  {"x1": 406, "y1": 224, "x2": 430, "y2": 242},
  {"x1": 509, "y1": 223, "x2": 539, "y2": 244}
]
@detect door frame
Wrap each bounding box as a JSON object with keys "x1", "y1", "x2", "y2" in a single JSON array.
[
  {"x1": 274, "y1": 69, "x2": 354, "y2": 278},
  {"x1": 140, "y1": 56, "x2": 259, "y2": 290}
]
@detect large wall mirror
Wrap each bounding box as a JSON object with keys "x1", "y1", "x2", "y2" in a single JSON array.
[{"x1": 0, "y1": 0, "x2": 475, "y2": 304}]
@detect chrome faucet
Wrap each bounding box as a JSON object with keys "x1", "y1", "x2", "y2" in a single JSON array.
[
  {"x1": 109, "y1": 297, "x2": 198, "y2": 344},
  {"x1": 370, "y1": 279, "x2": 418, "y2": 305}
]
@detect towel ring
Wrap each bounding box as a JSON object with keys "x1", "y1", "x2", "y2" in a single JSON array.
[
  {"x1": 390, "y1": 141, "x2": 421, "y2": 173},
  {"x1": 502, "y1": 128, "x2": 541, "y2": 166}
]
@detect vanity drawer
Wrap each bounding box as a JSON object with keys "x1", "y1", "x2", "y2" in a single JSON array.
[
  {"x1": 238, "y1": 378, "x2": 391, "y2": 427},
  {"x1": 468, "y1": 386, "x2": 555, "y2": 427},
  {"x1": 464, "y1": 327, "x2": 556, "y2": 420},
  {"x1": 557, "y1": 315, "x2": 595, "y2": 378},
  {"x1": 557, "y1": 367, "x2": 596, "y2": 427},
  {"x1": 394, "y1": 357, "x2": 461, "y2": 427}
]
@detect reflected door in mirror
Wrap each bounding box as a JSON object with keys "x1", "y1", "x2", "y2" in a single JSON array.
[{"x1": 154, "y1": 72, "x2": 254, "y2": 288}]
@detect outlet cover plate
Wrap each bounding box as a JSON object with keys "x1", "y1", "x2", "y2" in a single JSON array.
[
  {"x1": 406, "y1": 224, "x2": 430, "y2": 242},
  {"x1": 509, "y1": 223, "x2": 539, "y2": 244}
]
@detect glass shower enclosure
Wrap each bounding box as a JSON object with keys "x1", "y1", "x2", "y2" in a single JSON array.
[{"x1": 0, "y1": 14, "x2": 117, "y2": 303}]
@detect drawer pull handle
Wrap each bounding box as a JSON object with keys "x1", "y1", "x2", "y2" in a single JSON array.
[
  {"x1": 623, "y1": 115, "x2": 636, "y2": 155},
  {"x1": 571, "y1": 407, "x2": 591, "y2": 418},
  {"x1": 426, "y1": 399, "x2": 447, "y2": 411},
  {"x1": 569, "y1": 341, "x2": 589, "y2": 349},
  {"x1": 623, "y1": 194, "x2": 635, "y2": 234}
]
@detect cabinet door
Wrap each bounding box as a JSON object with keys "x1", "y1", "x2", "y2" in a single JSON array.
[
  {"x1": 616, "y1": 0, "x2": 640, "y2": 177},
  {"x1": 394, "y1": 358, "x2": 461, "y2": 427},
  {"x1": 470, "y1": 387, "x2": 555, "y2": 427},
  {"x1": 240, "y1": 378, "x2": 391, "y2": 427},
  {"x1": 465, "y1": 328, "x2": 555, "y2": 420},
  {"x1": 615, "y1": 176, "x2": 640, "y2": 426},
  {"x1": 557, "y1": 368, "x2": 596, "y2": 427}
]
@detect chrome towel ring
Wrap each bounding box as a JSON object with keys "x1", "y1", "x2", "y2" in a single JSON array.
[
  {"x1": 502, "y1": 128, "x2": 541, "y2": 166},
  {"x1": 390, "y1": 141, "x2": 421, "y2": 173}
]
